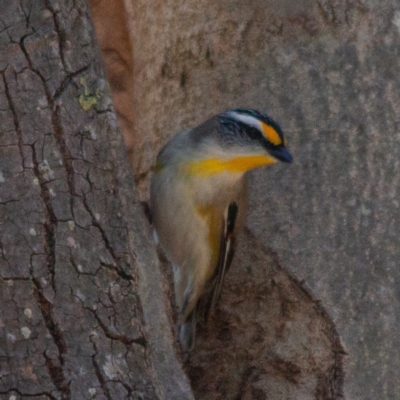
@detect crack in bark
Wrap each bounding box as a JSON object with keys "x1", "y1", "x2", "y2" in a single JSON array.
[
  {"x1": 43, "y1": 0, "x2": 68, "y2": 72},
  {"x1": 89, "y1": 335, "x2": 113, "y2": 400},
  {"x1": 0, "y1": 240, "x2": 7, "y2": 262},
  {"x1": 99, "y1": 260, "x2": 134, "y2": 282},
  {"x1": 31, "y1": 144, "x2": 57, "y2": 290},
  {"x1": 81, "y1": 196, "x2": 118, "y2": 260},
  {"x1": 115, "y1": 379, "x2": 135, "y2": 398},
  {"x1": 54, "y1": 64, "x2": 91, "y2": 100},
  {"x1": 95, "y1": 108, "x2": 114, "y2": 115},
  {"x1": 89, "y1": 348, "x2": 136, "y2": 398},
  {"x1": 0, "y1": 275, "x2": 30, "y2": 281},
  {"x1": 82, "y1": 193, "x2": 135, "y2": 282},
  {"x1": 19, "y1": 0, "x2": 33, "y2": 28},
  {"x1": 47, "y1": 95, "x2": 81, "y2": 223},
  {"x1": 31, "y1": 278, "x2": 67, "y2": 359},
  {"x1": 0, "y1": 195, "x2": 26, "y2": 205},
  {"x1": 0, "y1": 388, "x2": 57, "y2": 399},
  {"x1": 31, "y1": 275, "x2": 70, "y2": 399},
  {"x1": 87, "y1": 305, "x2": 146, "y2": 347},
  {"x1": 43, "y1": 352, "x2": 71, "y2": 399},
  {"x1": 1, "y1": 68, "x2": 25, "y2": 167}
]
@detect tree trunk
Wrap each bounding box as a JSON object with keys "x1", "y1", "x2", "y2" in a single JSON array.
[{"x1": 0, "y1": 1, "x2": 193, "y2": 399}]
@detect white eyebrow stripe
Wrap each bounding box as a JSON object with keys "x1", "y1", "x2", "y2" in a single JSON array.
[{"x1": 227, "y1": 111, "x2": 263, "y2": 131}]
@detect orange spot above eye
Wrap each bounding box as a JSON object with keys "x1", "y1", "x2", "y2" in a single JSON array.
[{"x1": 261, "y1": 122, "x2": 282, "y2": 146}]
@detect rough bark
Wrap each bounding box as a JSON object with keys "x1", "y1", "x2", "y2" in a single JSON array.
[{"x1": 0, "y1": 1, "x2": 193, "y2": 399}]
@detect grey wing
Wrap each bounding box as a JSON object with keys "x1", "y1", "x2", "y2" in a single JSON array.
[{"x1": 207, "y1": 201, "x2": 239, "y2": 317}]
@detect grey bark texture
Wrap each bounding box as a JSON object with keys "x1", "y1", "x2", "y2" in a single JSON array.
[
  {"x1": 0, "y1": 1, "x2": 193, "y2": 399},
  {"x1": 123, "y1": 0, "x2": 400, "y2": 399}
]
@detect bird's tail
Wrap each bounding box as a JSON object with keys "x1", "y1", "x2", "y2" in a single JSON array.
[{"x1": 179, "y1": 309, "x2": 196, "y2": 351}]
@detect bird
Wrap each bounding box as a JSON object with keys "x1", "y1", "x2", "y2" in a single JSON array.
[{"x1": 150, "y1": 108, "x2": 292, "y2": 350}]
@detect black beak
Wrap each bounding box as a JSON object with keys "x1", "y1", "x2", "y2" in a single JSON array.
[{"x1": 269, "y1": 146, "x2": 293, "y2": 163}]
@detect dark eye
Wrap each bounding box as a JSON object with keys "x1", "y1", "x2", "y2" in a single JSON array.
[{"x1": 246, "y1": 127, "x2": 261, "y2": 141}]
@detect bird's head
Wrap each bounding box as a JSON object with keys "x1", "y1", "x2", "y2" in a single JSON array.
[{"x1": 187, "y1": 108, "x2": 292, "y2": 176}]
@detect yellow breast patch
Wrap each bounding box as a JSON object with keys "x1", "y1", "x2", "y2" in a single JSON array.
[{"x1": 186, "y1": 155, "x2": 277, "y2": 176}]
